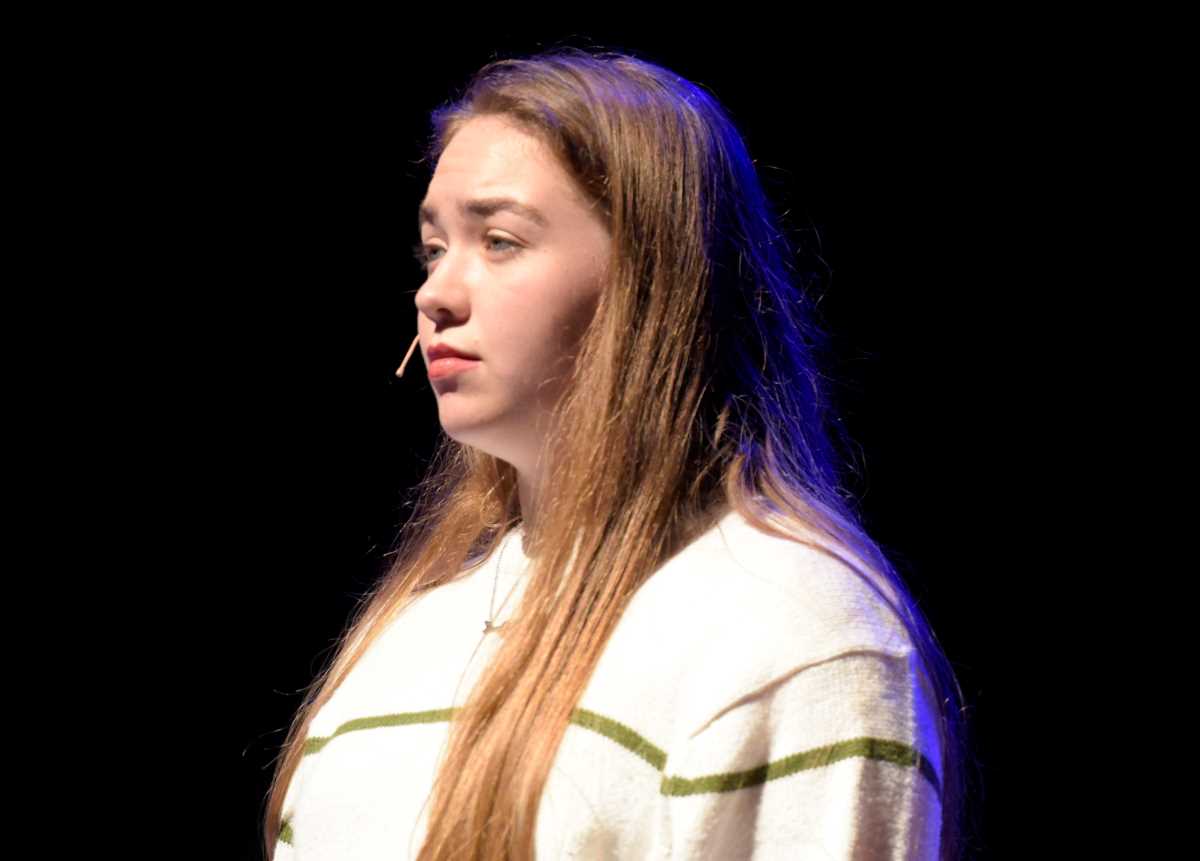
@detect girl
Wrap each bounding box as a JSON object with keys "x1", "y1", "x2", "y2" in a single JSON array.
[{"x1": 264, "y1": 46, "x2": 967, "y2": 860}]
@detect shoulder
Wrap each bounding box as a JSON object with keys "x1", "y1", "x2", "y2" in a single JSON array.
[
  {"x1": 613, "y1": 508, "x2": 919, "y2": 732},
  {"x1": 643, "y1": 507, "x2": 914, "y2": 657}
]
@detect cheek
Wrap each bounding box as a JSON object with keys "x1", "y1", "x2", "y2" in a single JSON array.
[
  {"x1": 489, "y1": 314, "x2": 580, "y2": 394},
  {"x1": 481, "y1": 266, "x2": 601, "y2": 373},
  {"x1": 550, "y1": 291, "x2": 601, "y2": 361}
]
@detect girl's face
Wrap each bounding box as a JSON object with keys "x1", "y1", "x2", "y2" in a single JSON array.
[{"x1": 414, "y1": 115, "x2": 610, "y2": 476}]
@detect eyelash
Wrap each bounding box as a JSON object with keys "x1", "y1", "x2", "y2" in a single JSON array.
[{"x1": 411, "y1": 236, "x2": 519, "y2": 271}]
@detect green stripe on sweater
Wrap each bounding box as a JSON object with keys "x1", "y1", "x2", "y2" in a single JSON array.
[
  {"x1": 302, "y1": 708, "x2": 456, "y2": 755},
  {"x1": 660, "y1": 735, "x2": 941, "y2": 800},
  {"x1": 300, "y1": 706, "x2": 941, "y2": 800}
]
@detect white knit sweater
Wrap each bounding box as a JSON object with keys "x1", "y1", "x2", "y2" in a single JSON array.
[{"x1": 274, "y1": 508, "x2": 943, "y2": 859}]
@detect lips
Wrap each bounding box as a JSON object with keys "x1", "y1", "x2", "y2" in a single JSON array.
[
  {"x1": 428, "y1": 357, "x2": 479, "y2": 380},
  {"x1": 426, "y1": 343, "x2": 480, "y2": 362}
]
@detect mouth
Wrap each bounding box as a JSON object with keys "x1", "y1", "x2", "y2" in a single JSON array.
[
  {"x1": 426, "y1": 342, "x2": 481, "y2": 362},
  {"x1": 427, "y1": 355, "x2": 481, "y2": 380}
]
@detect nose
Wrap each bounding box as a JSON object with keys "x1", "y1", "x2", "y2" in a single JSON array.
[{"x1": 414, "y1": 256, "x2": 470, "y2": 325}]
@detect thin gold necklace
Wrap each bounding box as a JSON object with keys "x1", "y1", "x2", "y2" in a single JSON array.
[{"x1": 483, "y1": 531, "x2": 524, "y2": 635}]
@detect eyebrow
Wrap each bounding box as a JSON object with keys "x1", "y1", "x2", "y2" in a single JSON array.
[{"x1": 417, "y1": 196, "x2": 550, "y2": 230}]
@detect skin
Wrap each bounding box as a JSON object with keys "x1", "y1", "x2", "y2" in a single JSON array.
[{"x1": 414, "y1": 115, "x2": 611, "y2": 535}]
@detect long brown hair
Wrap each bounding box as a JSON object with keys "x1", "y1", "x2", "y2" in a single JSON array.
[{"x1": 263, "y1": 45, "x2": 971, "y2": 860}]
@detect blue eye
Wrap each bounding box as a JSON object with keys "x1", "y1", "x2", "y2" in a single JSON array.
[{"x1": 411, "y1": 236, "x2": 519, "y2": 272}]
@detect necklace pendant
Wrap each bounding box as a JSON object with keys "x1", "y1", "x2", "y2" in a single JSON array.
[{"x1": 483, "y1": 619, "x2": 502, "y2": 634}]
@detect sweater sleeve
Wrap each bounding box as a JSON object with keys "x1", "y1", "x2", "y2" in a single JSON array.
[{"x1": 660, "y1": 647, "x2": 943, "y2": 860}]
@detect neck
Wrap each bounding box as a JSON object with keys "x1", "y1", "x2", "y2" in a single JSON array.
[{"x1": 517, "y1": 470, "x2": 538, "y2": 535}]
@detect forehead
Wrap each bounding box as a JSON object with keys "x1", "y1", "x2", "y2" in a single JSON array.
[{"x1": 418, "y1": 116, "x2": 573, "y2": 230}]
